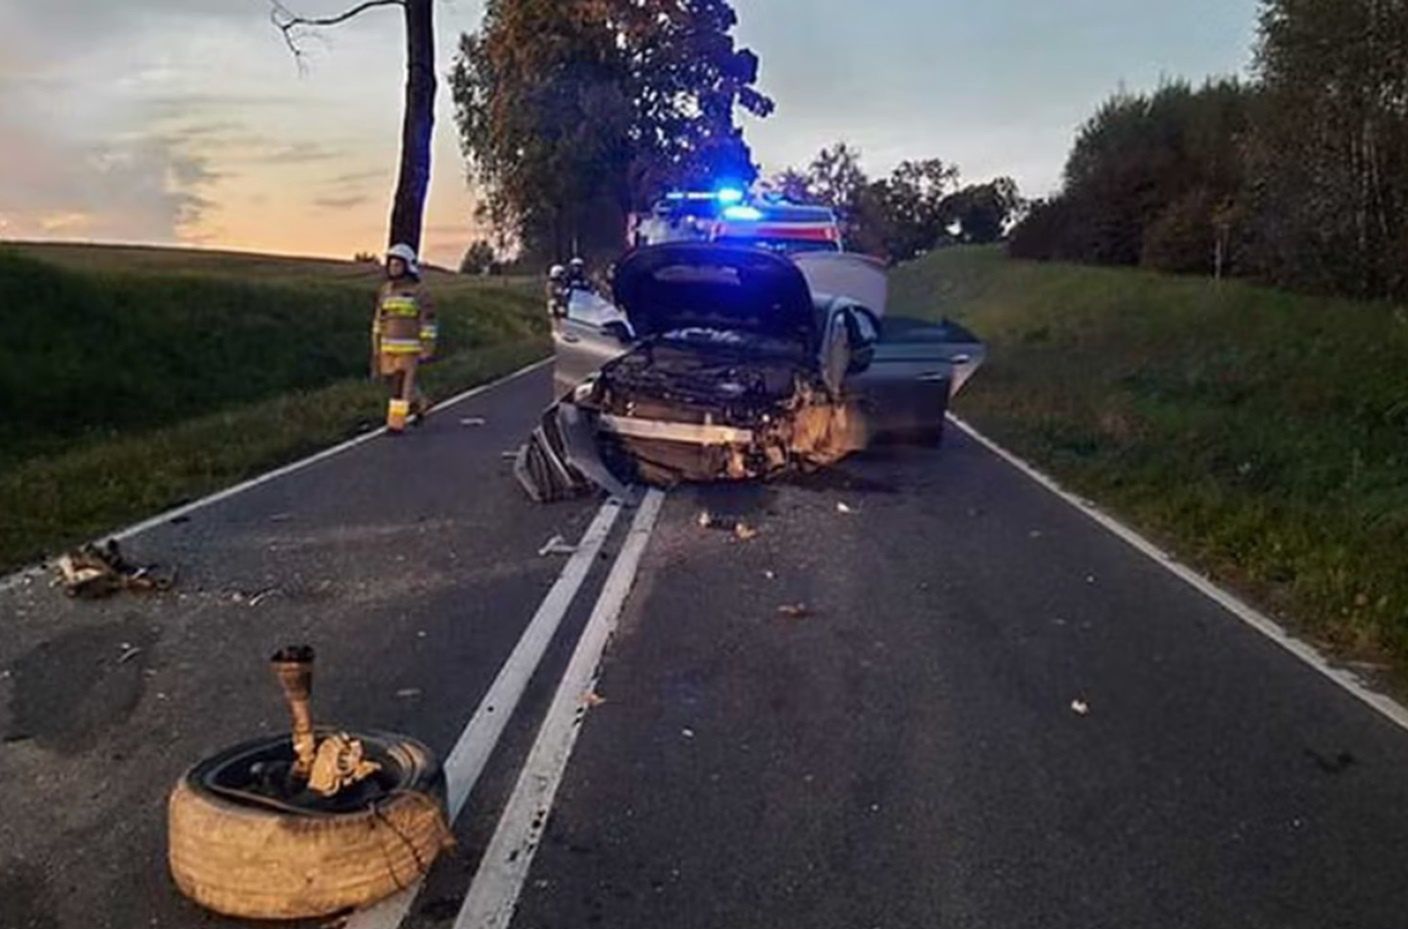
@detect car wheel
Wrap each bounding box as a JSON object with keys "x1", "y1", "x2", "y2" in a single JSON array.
[{"x1": 168, "y1": 730, "x2": 449, "y2": 920}]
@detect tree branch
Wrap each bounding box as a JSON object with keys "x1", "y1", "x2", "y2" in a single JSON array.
[{"x1": 270, "y1": 0, "x2": 406, "y2": 64}]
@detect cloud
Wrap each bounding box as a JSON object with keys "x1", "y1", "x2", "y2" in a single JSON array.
[
  {"x1": 313, "y1": 194, "x2": 371, "y2": 209},
  {"x1": 251, "y1": 141, "x2": 344, "y2": 165},
  {"x1": 0, "y1": 108, "x2": 220, "y2": 243},
  {"x1": 329, "y1": 168, "x2": 388, "y2": 186}
]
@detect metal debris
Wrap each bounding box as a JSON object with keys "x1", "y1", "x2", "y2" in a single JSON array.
[
  {"x1": 461, "y1": 417, "x2": 487, "y2": 427},
  {"x1": 307, "y1": 732, "x2": 382, "y2": 798},
  {"x1": 733, "y1": 522, "x2": 759, "y2": 542},
  {"x1": 53, "y1": 541, "x2": 174, "y2": 599},
  {"x1": 1070, "y1": 699, "x2": 1090, "y2": 716},
  {"x1": 538, "y1": 535, "x2": 578, "y2": 557},
  {"x1": 778, "y1": 603, "x2": 813, "y2": 619},
  {"x1": 836, "y1": 502, "x2": 855, "y2": 514}
]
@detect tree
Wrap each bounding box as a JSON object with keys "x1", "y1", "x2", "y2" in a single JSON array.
[
  {"x1": 1008, "y1": 79, "x2": 1252, "y2": 272},
  {"x1": 271, "y1": 0, "x2": 436, "y2": 254},
  {"x1": 451, "y1": 0, "x2": 773, "y2": 262},
  {"x1": 943, "y1": 177, "x2": 1022, "y2": 245},
  {"x1": 876, "y1": 158, "x2": 962, "y2": 258},
  {"x1": 1245, "y1": 0, "x2": 1408, "y2": 298},
  {"x1": 459, "y1": 240, "x2": 497, "y2": 274}
]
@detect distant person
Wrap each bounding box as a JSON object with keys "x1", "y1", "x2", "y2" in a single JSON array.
[
  {"x1": 371, "y1": 244, "x2": 436, "y2": 433},
  {"x1": 546, "y1": 263, "x2": 569, "y2": 318},
  {"x1": 566, "y1": 256, "x2": 590, "y2": 291}
]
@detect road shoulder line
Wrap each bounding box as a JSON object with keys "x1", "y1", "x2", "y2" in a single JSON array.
[
  {"x1": 453, "y1": 488, "x2": 667, "y2": 929},
  {"x1": 948, "y1": 413, "x2": 1408, "y2": 734},
  {"x1": 0, "y1": 357, "x2": 551, "y2": 592}
]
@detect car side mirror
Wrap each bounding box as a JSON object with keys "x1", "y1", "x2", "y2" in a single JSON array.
[{"x1": 602, "y1": 320, "x2": 635, "y2": 344}]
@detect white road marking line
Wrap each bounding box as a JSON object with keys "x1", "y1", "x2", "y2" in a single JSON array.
[
  {"x1": 344, "y1": 498, "x2": 622, "y2": 929},
  {"x1": 948, "y1": 413, "x2": 1408, "y2": 734},
  {"x1": 453, "y1": 488, "x2": 667, "y2": 929},
  {"x1": 0, "y1": 357, "x2": 551, "y2": 592}
]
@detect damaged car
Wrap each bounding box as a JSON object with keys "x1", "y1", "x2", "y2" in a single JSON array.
[{"x1": 515, "y1": 242, "x2": 984, "y2": 502}]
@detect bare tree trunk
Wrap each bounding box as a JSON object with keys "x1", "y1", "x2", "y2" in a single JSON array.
[{"x1": 388, "y1": 0, "x2": 435, "y2": 253}]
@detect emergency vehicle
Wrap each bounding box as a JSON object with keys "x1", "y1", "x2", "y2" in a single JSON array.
[{"x1": 628, "y1": 189, "x2": 843, "y2": 254}]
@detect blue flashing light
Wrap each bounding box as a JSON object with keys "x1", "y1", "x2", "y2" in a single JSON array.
[
  {"x1": 716, "y1": 187, "x2": 745, "y2": 204},
  {"x1": 665, "y1": 191, "x2": 687, "y2": 201},
  {"x1": 723, "y1": 205, "x2": 764, "y2": 221}
]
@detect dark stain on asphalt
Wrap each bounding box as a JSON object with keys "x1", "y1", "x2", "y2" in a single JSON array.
[
  {"x1": 5, "y1": 614, "x2": 157, "y2": 753},
  {"x1": 1305, "y1": 748, "x2": 1357, "y2": 775},
  {"x1": 0, "y1": 860, "x2": 60, "y2": 929}
]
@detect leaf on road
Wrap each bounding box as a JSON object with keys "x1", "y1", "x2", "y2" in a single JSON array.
[
  {"x1": 734, "y1": 522, "x2": 759, "y2": 541},
  {"x1": 585, "y1": 691, "x2": 607, "y2": 708},
  {"x1": 778, "y1": 603, "x2": 812, "y2": 619}
]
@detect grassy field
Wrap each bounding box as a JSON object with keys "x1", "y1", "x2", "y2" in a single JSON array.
[
  {"x1": 0, "y1": 242, "x2": 547, "y2": 571},
  {"x1": 891, "y1": 246, "x2": 1408, "y2": 668}
]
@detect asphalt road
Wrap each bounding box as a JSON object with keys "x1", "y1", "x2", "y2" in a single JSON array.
[{"x1": 4, "y1": 363, "x2": 1408, "y2": 929}]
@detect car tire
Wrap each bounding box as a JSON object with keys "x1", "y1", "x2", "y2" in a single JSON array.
[{"x1": 168, "y1": 730, "x2": 449, "y2": 920}]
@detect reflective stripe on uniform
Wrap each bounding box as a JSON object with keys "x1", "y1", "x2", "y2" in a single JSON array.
[
  {"x1": 381, "y1": 338, "x2": 422, "y2": 354},
  {"x1": 381, "y1": 296, "x2": 419, "y2": 318},
  {"x1": 419, "y1": 324, "x2": 438, "y2": 341}
]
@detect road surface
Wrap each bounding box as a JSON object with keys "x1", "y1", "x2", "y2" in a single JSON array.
[{"x1": 2, "y1": 363, "x2": 1407, "y2": 929}]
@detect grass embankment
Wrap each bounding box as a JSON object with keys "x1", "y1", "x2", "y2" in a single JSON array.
[
  {"x1": 0, "y1": 244, "x2": 547, "y2": 571},
  {"x1": 891, "y1": 247, "x2": 1408, "y2": 666}
]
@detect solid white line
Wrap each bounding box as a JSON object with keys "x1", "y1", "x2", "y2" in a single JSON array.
[
  {"x1": 453, "y1": 489, "x2": 667, "y2": 929},
  {"x1": 344, "y1": 498, "x2": 622, "y2": 929},
  {"x1": 947, "y1": 413, "x2": 1408, "y2": 734},
  {"x1": 0, "y1": 357, "x2": 550, "y2": 592}
]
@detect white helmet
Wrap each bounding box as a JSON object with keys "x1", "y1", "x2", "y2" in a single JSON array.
[
  {"x1": 386, "y1": 243, "x2": 419, "y2": 277},
  {"x1": 549, "y1": 264, "x2": 566, "y2": 279},
  {"x1": 569, "y1": 256, "x2": 586, "y2": 269}
]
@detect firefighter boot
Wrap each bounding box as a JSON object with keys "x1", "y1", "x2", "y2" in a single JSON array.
[{"x1": 386, "y1": 399, "x2": 410, "y2": 433}]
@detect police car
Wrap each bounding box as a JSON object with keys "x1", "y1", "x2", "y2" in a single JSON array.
[{"x1": 628, "y1": 189, "x2": 843, "y2": 254}]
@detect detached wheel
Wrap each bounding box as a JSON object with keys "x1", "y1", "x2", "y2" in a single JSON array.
[{"x1": 168, "y1": 729, "x2": 449, "y2": 920}]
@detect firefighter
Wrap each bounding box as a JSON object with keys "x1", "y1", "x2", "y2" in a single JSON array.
[
  {"x1": 546, "y1": 263, "x2": 568, "y2": 318},
  {"x1": 371, "y1": 243, "x2": 436, "y2": 433},
  {"x1": 566, "y1": 256, "x2": 589, "y2": 291}
]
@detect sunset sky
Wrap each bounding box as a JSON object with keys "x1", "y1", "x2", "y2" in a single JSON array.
[{"x1": 0, "y1": 0, "x2": 1257, "y2": 268}]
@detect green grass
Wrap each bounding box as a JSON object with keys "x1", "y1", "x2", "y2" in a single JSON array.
[
  {"x1": 892, "y1": 246, "x2": 1408, "y2": 666},
  {"x1": 0, "y1": 243, "x2": 548, "y2": 571}
]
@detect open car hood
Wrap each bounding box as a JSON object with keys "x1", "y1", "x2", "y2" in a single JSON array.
[{"x1": 612, "y1": 243, "x2": 816, "y2": 342}]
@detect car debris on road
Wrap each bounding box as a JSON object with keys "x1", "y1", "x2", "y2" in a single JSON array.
[{"x1": 53, "y1": 540, "x2": 174, "y2": 598}]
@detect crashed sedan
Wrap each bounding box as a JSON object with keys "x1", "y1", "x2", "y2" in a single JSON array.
[{"x1": 515, "y1": 243, "x2": 984, "y2": 502}]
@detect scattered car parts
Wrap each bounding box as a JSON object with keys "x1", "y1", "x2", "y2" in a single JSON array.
[
  {"x1": 167, "y1": 646, "x2": 450, "y2": 920},
  {"x1": 54, "y1": 540, "x2": 174, "y2": 598}
]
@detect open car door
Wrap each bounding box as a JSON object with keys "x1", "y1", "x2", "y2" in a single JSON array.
[
  {"x1": 842, "y1": 316, "x2": 987, "y2": 444},
  {"x1": 552, "y1": 288, "x2": 633, "y2": 399}
]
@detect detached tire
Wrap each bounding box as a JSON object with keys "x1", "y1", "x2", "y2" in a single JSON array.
[{"x1": 168, "y1": 730, "x2": 448, "y2": 920}]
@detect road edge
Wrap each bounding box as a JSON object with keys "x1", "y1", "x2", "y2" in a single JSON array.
[
  {"x1": 0, "y1": 357, "x2": 551, "y2": 593},
  {"x1": 948, "y1": 413, "x2": 1408, "y2": 735}
]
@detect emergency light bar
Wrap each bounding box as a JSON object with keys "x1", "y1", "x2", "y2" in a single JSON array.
[{"x1": 723, "y1": 205, "x2": 764, "y2": 221}]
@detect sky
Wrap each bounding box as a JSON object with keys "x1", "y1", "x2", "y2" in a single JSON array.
[{"x1": 0, "y1": 0, "x2": 1258, "y2": 268}]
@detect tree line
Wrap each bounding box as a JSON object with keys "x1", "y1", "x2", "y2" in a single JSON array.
[
  {"x1": 448, "y1": 1, "x2": 1025, "y2": 267},
  {"x1": 1010, "y1": 0, "x2": 1408, "y2": 302},
  {"x1": 769, "y1": 142, "x2": 1023, "y2": 262}
]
